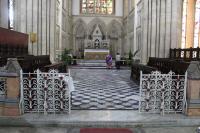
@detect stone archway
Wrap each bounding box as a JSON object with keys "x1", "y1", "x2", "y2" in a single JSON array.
[
  {"x1": 73, "y1": 19, "x2": 87, "y2": 58},
  {"x1": 87, "y1": 18, "x2": 106, "y2": 36},
  {"x1": 107, "y1": 20, "x2": 123, "y2": 58}
]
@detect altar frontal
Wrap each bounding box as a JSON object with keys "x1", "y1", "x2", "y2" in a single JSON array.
[{"x1": 84, "y1": 49, "x2": 109, "y2": 60}]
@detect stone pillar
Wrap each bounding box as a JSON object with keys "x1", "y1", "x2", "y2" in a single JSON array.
[
  {"x1": 118, "y1": 38, "x2": 122, "y2": 55},
  {"x1": 186, "y1": 61, "x2": 200, "y2": 116},
  {"x1": 0, "y1": 0, "x2": 9, "y2": 28},
  {"x1": 73, "y1": 35, "x2": 76, "y2": 54},
  {"x1": 199, "y1": 27, "x2": 200, "y2": 47},
  {"x1": 186, "y1": 0, "x2": 196, "y2": 48}
]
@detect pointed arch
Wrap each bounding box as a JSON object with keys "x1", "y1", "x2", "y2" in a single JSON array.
[
  {"x1": 73, "y1": 19, "x2": 87, "y2": 38},
  {"x1": 87, "y1": 18, "x2": 106, "y2": 35},
  {"x1": 107, "y1": 19, "x2": 123, "y2": 38}
]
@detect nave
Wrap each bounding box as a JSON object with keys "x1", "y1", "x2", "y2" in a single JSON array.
[{"x1": 71, "y1": 69, "x2": 139, "y2": 110}]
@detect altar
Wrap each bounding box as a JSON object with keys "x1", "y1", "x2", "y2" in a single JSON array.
[
  {"x1": 84, "y1": 49, "x2": 109, "y2": 60},
  {"x1": 83, "y1": 24, "x2": 110, "y2": 60}
]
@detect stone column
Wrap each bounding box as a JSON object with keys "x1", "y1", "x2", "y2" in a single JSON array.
[
  {"x1": 186, "y1": 61, "x2": 200, "y2": 116},
  {"x1": 186, "y1": 0, "x2": 196, "y2": 48},
  {"x1": 118, "y1": 38, "x2": 122, "y2": 55},
  {"x1": 199, "y1": 27, "x2": 200, "y2": 47},
  {"x1": 141, "y1": 0, "x2": 148, "y2": 64},
  {"x1": 0, "y1": 0, "x2": 9, "y2": 28}
]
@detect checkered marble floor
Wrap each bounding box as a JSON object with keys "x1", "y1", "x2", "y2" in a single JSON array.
[{"x1": 71, "y1": 69, "x2": 139, "y2": 110}]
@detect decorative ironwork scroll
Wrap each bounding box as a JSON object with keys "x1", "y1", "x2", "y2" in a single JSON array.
[
  {"x1": 20, "y1": 69, "x2": 71, "y2": 114},
  {"x1": 139, "y1": 71, "x2": 187, "y2": 115},
  {"x1": 0, "y1": 78, "x2": 6, "y2": 97}
]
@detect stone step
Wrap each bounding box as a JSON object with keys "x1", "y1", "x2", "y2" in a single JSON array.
[
  {"x1": 77, "y1": 60, "x2": 107, "y2": 63},
  {"x1": 78, "y1": 62, "x2": 107, "y2": 66},
  {"x1": 71, "y1": 66, "x2": 106, "y2": 69},
  {"x1": 76, "y1": 60, "x2": 115, "y2": 67}
]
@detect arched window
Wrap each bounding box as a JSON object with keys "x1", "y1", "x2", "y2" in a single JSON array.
[{"x1": 80, "y1": 0, "x2": 114, "y2": 15}]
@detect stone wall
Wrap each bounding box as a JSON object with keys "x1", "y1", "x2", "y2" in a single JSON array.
[
  {"x1": 141, "y1": 0, "x2": 183, "y2": 64},
  {"x1": 14, "y1": 0, "x2": 73, "y2": 62},
  {"x1": 0, "y1": 0, "x2": 9, "y2": 28},
  {"x1": 124, "y1": 0, "x2": 183, "y2": 64}
]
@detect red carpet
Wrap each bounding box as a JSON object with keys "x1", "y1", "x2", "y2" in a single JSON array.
[{"x1": 80, "y1": 128, "x2": 133, "y2": 133}]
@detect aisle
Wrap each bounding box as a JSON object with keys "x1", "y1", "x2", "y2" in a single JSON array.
[{"x1": 71, "y1": 69, "x2": 139, "y2": 110}]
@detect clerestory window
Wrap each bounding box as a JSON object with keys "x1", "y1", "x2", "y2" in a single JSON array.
[{"x1": 80, "y1": 0, "x2": 114, "y2": 15}]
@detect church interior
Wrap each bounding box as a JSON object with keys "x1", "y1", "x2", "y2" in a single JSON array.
[
  {"x1": 0, "y1": 0, "x2": 200, "y2": 132},
  {"x1": 1, "y1": 0, "x2": 196, "y2": 62}
]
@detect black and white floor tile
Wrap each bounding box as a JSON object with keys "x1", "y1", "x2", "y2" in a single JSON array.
[{"x1": 71, "y1": 69, "x2": 139, "y2": 110}]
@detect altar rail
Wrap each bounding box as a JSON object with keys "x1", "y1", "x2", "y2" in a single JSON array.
[{"x1": 170, "y1": 47, "x2": 200, "y2": 62}]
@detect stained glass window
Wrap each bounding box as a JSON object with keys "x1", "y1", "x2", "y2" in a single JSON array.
[
  {"x1": 80, "y1": 0, "x2": 114, "y2": 15},
  {"x1": 8, "y1": 0, "x2": 14, "y2": 30}
]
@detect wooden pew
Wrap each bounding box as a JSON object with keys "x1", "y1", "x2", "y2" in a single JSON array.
[
  {"x1": 131, "y1": 62, "x2": 157, "y2": 82},
  {"x1": 148, "y1": 57, "x2": 190, "y2": 75},
  {"x1": 0, "y1": 27, "x2": 28, "y2": 57},
  {"x1": 0, "y1": 28, "x2": 66, "y2": 73},
  {"x1": 131, "y1": 57, "x2": 190, "y2": 83},
  {"x1": 44, "y1": 62, "x2": 67, "y2": 73}
]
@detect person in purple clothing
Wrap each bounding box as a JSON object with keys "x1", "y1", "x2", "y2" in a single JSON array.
[{"x1": 105, "y1": 54, "x2": 112, "y2": 69}]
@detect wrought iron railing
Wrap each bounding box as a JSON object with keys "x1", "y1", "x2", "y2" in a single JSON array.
[
  {"x1": 20, "y1": 69, "x2": 71, "y2": 114},
  {"x1": 139, "y1": 71, "x2": 187, "y2": 115},
  {"x1": 0, "y1": 78, "x2": 6, "y2": 97}
]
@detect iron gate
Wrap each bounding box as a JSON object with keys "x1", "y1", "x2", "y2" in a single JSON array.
[
  {"x1": 20, "y1": 69, "x2": 71, "y2": 114},
  {"x1": 139, "y1": 71, "x2": 187, "y2": 115}
]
